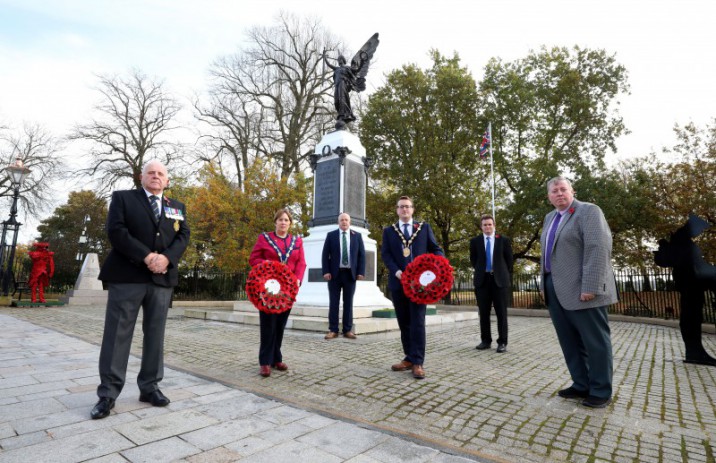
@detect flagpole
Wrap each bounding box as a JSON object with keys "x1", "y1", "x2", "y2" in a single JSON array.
[{"x1": 488, "y1": 122, "x2": 495, "y2": 221}]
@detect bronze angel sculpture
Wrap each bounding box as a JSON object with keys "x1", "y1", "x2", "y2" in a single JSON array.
[{"x1": 323, "y1": 33, "x2": 379, "y2": 129}]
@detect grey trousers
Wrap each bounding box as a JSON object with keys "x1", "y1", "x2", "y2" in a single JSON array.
[
  {"x1": 97, "y1": 282, "x2": 173, "y2": 399},
  {"x1": 544, "y1": 274, "x2": 613, "y2": 400}
]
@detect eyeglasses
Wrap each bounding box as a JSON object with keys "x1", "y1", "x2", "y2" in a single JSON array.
[{"x1": 397, "y1": 205, "x2": 413, "y2": 209}]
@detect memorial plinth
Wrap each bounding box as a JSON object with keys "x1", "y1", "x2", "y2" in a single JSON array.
[{"x1": 60, "y1": 253, "x2": 108, "y2": 306}]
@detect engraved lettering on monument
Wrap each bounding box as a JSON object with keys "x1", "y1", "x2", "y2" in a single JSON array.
[
  {"x1": 344, "y1": 159, "x2": 366, "y2": 222},
  {"x1": 364, "y1": 251, "x2": 376, "y2": 281},
  {"x1": 314, "y1": 159, "x2": 341, "y2": 220}
]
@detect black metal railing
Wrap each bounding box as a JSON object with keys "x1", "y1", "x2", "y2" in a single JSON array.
[{"x1": 174, "y1": 271, "x2": 247, "y2": 301}]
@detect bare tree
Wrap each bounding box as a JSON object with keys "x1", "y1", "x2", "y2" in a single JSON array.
[
  {"x1": 71, "y1": 69, "x2": 181, "y2": 190},
  {"x1": 196, "y1": 12, "x2": 338, "y2": 181},
  {"x1": 0, "y1": 122, "x2": 65, "y2": 216}
]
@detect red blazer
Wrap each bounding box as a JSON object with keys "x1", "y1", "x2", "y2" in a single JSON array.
[{"x1": 249, "y1": 232, "x2": 307, "y2": 282}]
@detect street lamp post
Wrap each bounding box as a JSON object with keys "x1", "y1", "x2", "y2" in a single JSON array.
[{"x1": 0, "y1": 158, "x2": 32, "y2": 296}]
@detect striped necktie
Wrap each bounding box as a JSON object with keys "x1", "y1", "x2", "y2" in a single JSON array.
[
  {"x1": 341, "y1": 232, "x2": 349, "y2": 266},
  {"x1": 149, "y1": 195, "x2": 161, "y2": 220}
]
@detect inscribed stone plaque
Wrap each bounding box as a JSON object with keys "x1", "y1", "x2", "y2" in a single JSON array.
[
  {"x1": 308, "y1": 268, "x2": 324, "y2": 282},
  {"x1": 313, "y1": 159, "x2": 340, "y2": 225},
  {"x1": 344, "y1": 159, "x2": 366, "y2": 224},
  {"x1": 364, "y1": 251, "x2": 375, "y2": 281}
]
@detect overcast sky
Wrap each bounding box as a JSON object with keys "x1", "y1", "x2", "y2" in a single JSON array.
[{"x1": 0, "y1": 0, "x2": 714, "y2": 239}]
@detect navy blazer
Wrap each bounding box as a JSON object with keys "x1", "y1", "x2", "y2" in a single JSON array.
[
  {"x1": 321, "y1": 229, "x2": 366, "y2": 280},
  {"x1": 381, "y1": 221, "x2": 444, "y2": 292},
  {"x1": 469, "y1": 234, "x2": 513, "y2": 288},
  {"x1": 98, "y1": 189, "x2": 190, "y2": 287}
]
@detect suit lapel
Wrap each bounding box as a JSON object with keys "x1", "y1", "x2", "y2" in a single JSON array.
[{"x1": 135, "y1": 189, "x2": 159, "y2": 225}]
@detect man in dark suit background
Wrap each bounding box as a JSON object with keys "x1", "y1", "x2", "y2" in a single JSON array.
[
  {"x1": 322, "y1": 213, "x2": 366, "y2": 340},
  {"x1": 90, "y1": 160, "x2": 190, "y2": 420},
  {"x1": 470, "y1": 214, "x2": 513, "y2": 353},
  {"x1": 381, "y1": 195, "x2": 444, "y2": 379},
  {"x1": 540, "y1": 176, "x2": 617, "y2": 409}
]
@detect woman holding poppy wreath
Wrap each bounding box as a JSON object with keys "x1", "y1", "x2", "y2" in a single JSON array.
[{"x1": 249, "y1": 208, "x2": 306, "y2": 377}]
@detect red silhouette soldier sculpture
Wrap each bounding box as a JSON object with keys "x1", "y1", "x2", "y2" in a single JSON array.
[{"x1": 28, "y1": 242, "x2": 55, "y2": 303}]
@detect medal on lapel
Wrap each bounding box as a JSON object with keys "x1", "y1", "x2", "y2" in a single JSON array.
[{"x1": 174, "y1": 220, "x2": 180, "y2": 232}]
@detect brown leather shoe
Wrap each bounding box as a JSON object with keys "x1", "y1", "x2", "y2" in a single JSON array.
[
  {"x1": 391, "y1": 360, "x2": 413, "y2": 371},
  {"x1": 259, "y1": 365, "x2": 271, "y2": 377},
  {"x1": 273, "y1": 362, "x2": 288, "y2": 371},
  {"x1": 325, "y1": 331, "x2": 339, "y2": 340},
  {"x1": 343, "y1": 331, "x2": 357, "y2": 339},
  {"x1": 412, "y1": 364, "x2": 426, "y2": 379}
]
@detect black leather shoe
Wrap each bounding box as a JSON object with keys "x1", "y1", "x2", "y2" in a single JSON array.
[
  {"x1": 475, "y1": 342, "x2": 491, "y2": 350},
  {"x1": 582, "y1": 396, "x2": 612, "y2": 408},
  {"x1": 684, "y1": 355, "x2": 716, "y2": 366},
  {"x1": 139, "y1": 389, "x2": 170, "y2": 407},
  {"x1": 496, "y1": 343, "x2": 507, "y2": 353},
  {"x1": 557, "y1": 386, "x2": 589, "y2": 399},
  {"x1": 90, "y1": 397, "x2": 115, "y2": 419}
]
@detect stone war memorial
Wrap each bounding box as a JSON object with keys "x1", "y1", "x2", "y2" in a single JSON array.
[
  {"x1": 60, "y1": 253, "x2": 108, "y2": 306},
  {"x1": 185, "y1": 33, "x2": 477, "y2": 333},
  {"x1": 297, "y1": 33, "x2": 388, "y2": 311}
]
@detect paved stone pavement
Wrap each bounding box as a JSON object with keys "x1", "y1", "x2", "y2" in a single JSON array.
[{"x1": 2, "y1": 306, "x2": 716, "y2": 463}]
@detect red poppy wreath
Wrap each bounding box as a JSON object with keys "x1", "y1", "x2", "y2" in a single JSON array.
[
  {"x1": 246, "y1": 260, "x2": 299, "y2": 314},
  {"x1": 401, "y1": 254, "x2": 454, "y2": 304}
]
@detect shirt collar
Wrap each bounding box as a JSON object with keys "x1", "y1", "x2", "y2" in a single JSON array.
[{"x1": 143, "y1": 188, "x2": 162, "y2": 200}]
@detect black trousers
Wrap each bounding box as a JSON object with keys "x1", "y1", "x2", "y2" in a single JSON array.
[
  {"x1": 391, "y1": 288, "x2": 427, "y2": 365},
  {"x1": 259, "y1": 309, "x2": 291, "y2": 365},
  {"x1": 327, "y1": 269, "x2": 357, "y2": 333},
  {"x1": 97, "y1": 282, "x2": 173, "y2": 399},
  {"x1": 474, "y1": 273, "x2": 509, "y2": 345}
]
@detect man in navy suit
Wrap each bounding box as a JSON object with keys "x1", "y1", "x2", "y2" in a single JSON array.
[
  {"x1": 470, "y1": 214, "x2": 513, "y2": 353},
  {"x1": 381, "y1": 196, "x2": 444, "y2": 379},
  {"x1": 322, "y1": 213, "x2": 366, "y2": 339},
  {"x1": 90, "y1": 160, "x2": 190, "y2": 420}
]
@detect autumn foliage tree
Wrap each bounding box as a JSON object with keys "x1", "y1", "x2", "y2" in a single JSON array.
[
  {"x1": 35, "y1": 190, "x2": 110, "y2": 285},
  {"x1": 184, "y1": 160, "x2": 309, "y2": 273}
]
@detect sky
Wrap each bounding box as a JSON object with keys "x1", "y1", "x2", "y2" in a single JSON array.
[{"x1": 0, "y1": 0, "x2": 715, "y2": 240}]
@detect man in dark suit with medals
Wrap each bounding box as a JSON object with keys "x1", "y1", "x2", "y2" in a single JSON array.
[
  {"x1": 90, "y1": 160, "x2": 190, "y2": 419},
  {"x1": 470, "y1": 214, "x2": 513, "y2": 353},
  {"x1": 322, "y1": 213, "x2": 366, "y2": 339},
  {"x1": 381, "y1": 196, "x2": 444, "y2": 379}
]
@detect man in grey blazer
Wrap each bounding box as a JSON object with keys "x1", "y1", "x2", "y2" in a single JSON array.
[{"x1": 540, "y1": 176, "x2": 617, "y2": 408}]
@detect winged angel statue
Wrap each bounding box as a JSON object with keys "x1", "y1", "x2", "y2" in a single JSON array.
[{"x1": 323, "y1": 33, "x2": 380, "y2": 129}]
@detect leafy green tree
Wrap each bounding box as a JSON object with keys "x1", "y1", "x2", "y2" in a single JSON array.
[
  {"x1": 35, "y1": 190, "x2": 110, "y2": 285},
  {"x1": 645, "y1": 120, "x2": 716, "y2": 261},
  {"x1": 361, "y1": 51, "x2": 485, "y2": 265},
  {"x1": 478, "y1": 46, "x2": 630, "y2": 263}
]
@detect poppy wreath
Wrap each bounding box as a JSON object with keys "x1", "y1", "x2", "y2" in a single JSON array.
[
  {"x1": 246, "y1": 260, "x2": 299, "y2": 314},
  {"x1": 401, "y1": 254, "x2": 454, "y2": 304}
]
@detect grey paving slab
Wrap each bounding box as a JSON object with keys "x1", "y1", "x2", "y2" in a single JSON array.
[
  {"x1": 180, "y1": 416, "x2": 275, "y2": 450},
  {"x1": 237, "y1": 439, "x2": 343, "y2": 463},
  {"x1": 364, "y1": 436, "x2": 441, "y2": 462},
  {"x1": 120, "y1": 436, "x2": 201, "y2": 463},
  {"x1": 114, "y1": 409, "x2": 219, "y2": 445},
  {"x1": 0, "y1": 429, "x2": 134, "y2": 463},
  {"x1": 296, "y1": 421, "x2": 391, "y2": 459}
]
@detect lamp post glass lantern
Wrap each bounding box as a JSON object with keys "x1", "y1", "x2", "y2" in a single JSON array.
[{"x1": 0, "y1": 157, "x2": 31, "y2": 297}]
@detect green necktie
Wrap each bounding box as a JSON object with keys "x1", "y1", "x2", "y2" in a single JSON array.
[{"x1": 341, "y1": 231, "x2": 349, "y2": 266}]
